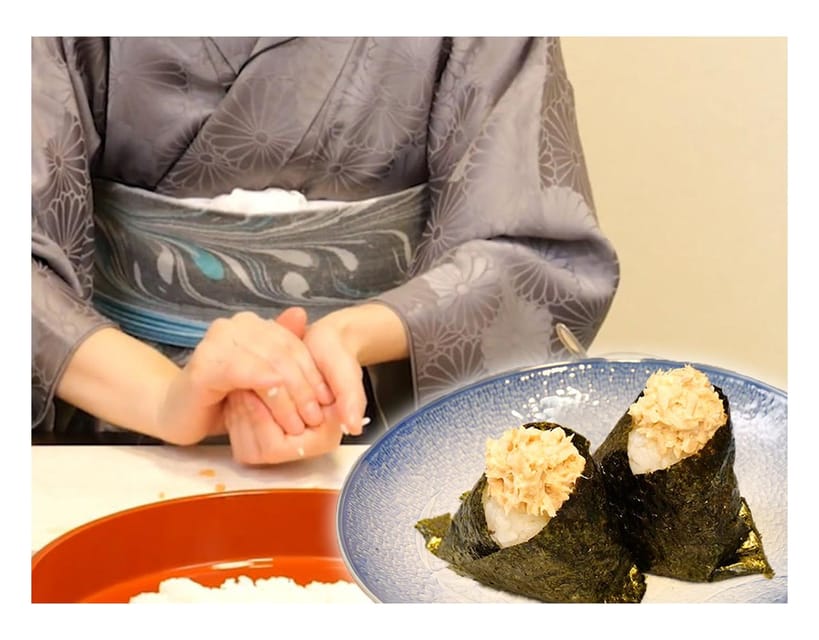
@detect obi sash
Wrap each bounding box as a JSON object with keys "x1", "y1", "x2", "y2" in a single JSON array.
[{"x1": 91, "y1": 180, "x2": 429, "y2": 347}]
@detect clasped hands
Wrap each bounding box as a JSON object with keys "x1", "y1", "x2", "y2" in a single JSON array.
[{"x1": 159, "y1": 306, "x2": 368, "y2": 466}]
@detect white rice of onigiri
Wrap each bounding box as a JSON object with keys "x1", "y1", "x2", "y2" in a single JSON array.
[
  {"x1": 482, "y1": 425, "x2": 585, "y2": 548},
  {"x1": 627, "y1": 364, "x2": 727, "y2": 475}
]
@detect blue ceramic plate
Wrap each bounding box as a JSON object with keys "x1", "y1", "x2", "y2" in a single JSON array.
[{"x1": 337, "y1": 358, "x2": 787, "y2": 603}]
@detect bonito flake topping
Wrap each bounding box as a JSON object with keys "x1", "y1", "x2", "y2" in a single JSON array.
[
  {"x1": 628, "y1": 364, "x2": 727, "y2": 464},
  {"x1": 484, "y1": 426, "x2": 585, "y2": 518}
]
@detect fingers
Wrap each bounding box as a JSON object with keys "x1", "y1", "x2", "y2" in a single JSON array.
[
  {"x1": 186, "y1": 309, "x2": 357, "y2": 461},
  {"x1": 194, "y1": 311, "x2": 331, "y2": 433},
  {"x1": 273, "y1": 308, "x2": 335, "y2": 406},
  {"x1": 288, "y1": 419, "x2": 344, "y2": 460},
  {"x1": 274, "y1": 307, "x2": 309, "y2": 339},
  {"x1": 251, "y1": 406, "x2": 300, "y2": 462},
  {"x1": 231, "y1": 312, "x2": 330, "y2": 427},
  {"x1": 225, "y1": 391, "x2": 263, "y2": 464},
  {"x1": 321, "y1": 362, "x2": 367, "y2": 436},
  {"x1": 261, "y1": 409, "x2": 343, "y2": 464},
  {"x1": 304, "y1": 330, "x2": 367, "y2": 437},
  {"x1": 263, "y1": 385, "x2": 306, "y2": 436},
  {"x1": 224, "y1": 390, "x2": 342, "y2": 466},
  {"x1": 186, "y1": 319, "x2": 282, "y2": 398}
]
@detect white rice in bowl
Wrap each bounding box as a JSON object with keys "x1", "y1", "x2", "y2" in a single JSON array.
[{"x1": 130, "y1": 575, "x2": 372, "y2": 603}]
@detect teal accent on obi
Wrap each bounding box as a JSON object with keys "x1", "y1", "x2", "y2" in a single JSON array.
[{"x1": 190, "y1": 247, "x2": 225, "y2": 280}]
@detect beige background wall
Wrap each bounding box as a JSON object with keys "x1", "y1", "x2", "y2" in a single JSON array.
[{"x1": 560, "y1": 37, "x2": 787, "y2": 390}]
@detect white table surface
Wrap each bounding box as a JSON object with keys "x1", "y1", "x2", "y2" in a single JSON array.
[{"x1": 31, "y1": 444, "x2": 370, "y2": 553}]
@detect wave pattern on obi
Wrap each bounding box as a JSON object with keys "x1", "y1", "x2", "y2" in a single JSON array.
[{"x1": 92, "y1": 180, "x2": 429, "y2": 346}]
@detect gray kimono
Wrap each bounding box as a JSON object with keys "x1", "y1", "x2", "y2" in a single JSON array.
[{"x1": 32, "y1": 37, "x2": 620, "y2": 434}]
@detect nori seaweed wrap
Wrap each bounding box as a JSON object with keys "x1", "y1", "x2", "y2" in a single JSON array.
[
  {"x1": 593, "y1": 366, "x2": 774, "y2": 582},
  {"x1": 415, "y1": 422, "x2": 646, "y2": 603}
]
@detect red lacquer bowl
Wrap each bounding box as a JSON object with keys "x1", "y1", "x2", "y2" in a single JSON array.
[{"x1": 31, "y1": 489, "x2": 353, "y2": 603}]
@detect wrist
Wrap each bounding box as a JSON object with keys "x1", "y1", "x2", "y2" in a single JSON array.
[
  {"x1": 154, "y1": 369, "x2": 204, "y2": 445},
  {"x1": 312, "y1": 303, "x2": 408, "y2": 366}
]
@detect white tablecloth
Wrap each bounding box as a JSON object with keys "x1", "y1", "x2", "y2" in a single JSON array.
[{"x1": 31, "y1": 444, "x2": 370, "y2": 553}]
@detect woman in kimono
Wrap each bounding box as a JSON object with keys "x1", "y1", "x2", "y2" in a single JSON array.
[{"x1": 32, "y1": 37, "x2": 620, "y2": 464}]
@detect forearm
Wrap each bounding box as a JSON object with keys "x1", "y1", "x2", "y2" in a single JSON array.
[{"x1": 55, "y1": 326, "x2": 180, "y2": 439}]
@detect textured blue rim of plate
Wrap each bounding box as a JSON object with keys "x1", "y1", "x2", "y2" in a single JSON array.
[{"x1": 337, "y1": 357, "x2": 787, "y2": 603}]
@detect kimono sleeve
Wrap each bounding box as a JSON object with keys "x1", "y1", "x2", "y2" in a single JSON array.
[
  {"x1": 31, "y1": 37, "x2": 116, "y2": 429},
  {"x1": 375, "y1": 37, "x2": 620, "y2": 406}
]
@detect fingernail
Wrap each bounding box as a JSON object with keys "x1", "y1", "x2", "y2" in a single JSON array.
[
  {"x1": 340, "y1": 423, "x2": 350, "y2": 435},
  {"x1": 361, "y1": 417, "x2": 371, "y2": 427},
  {"x1": 297, "y1": 447, "x2": 305, "y2": 457}
]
